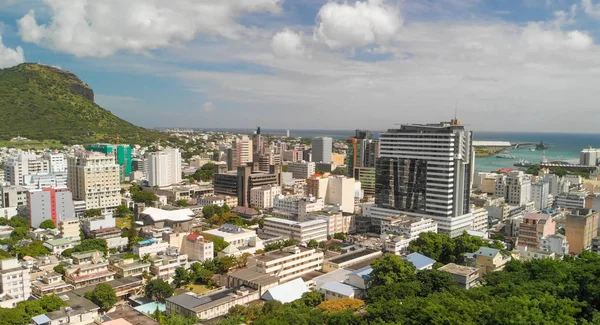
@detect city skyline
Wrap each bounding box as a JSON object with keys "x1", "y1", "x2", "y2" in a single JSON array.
[{"x1": 1, "y1": 1, "x2": 600, "y2": 132}]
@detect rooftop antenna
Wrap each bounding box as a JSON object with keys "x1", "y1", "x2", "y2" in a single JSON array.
[{"x1": 454, "y1": 100, "x2": 458, "y2": 120}]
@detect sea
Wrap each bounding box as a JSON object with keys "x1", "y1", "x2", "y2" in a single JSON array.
[{"x1": 194, "y1": 128, "x2": 600, "y2": 173}]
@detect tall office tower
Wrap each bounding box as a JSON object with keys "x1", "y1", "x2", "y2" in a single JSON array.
[
  {"x1": 147, "y1": 148, "x2": 182, "y2": 187},
  {"x1": 252, "y1": 127, "x2": 266, "y2": 155},
  {"x1": 232, "y1": 135, "x2": 253, "y2": 168},
  {"x1": 494, "y1": 171, "x2": 532, "y2": 206},
  {"x1": 371, "y1": 120, "x2": 474, "y2": 237},
  {"x1": 4, "y1": 153, "x2": 50, "y2": 185},
  {"x1": 86, "y1": 144, "x2": 133, "y2": 181},
  {"x1": 312, "y1": 137, "x2": 333, "y2": 163},
  {"x1": 44, "y1": 152, "x2": 67, "y2": 173},
  {"x1": 580, "y1": 148, "x2": 600, "y2": 166},
  {"x1": 531, "y1": 181, "x2": 550, "y2": 210},
  {"x1": 346, "y1": 129, "x2": 379, "y2": 177},
  {"x1": 67, "y1": 152, "x2": 121, "y2": 211},
  {"x1": 27, "y1": 187, "x2": 75, "y2": 228}
]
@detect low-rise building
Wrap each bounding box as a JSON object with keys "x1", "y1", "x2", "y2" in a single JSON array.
[
  {"x1": 108, "y1": 256, "x2": 151, "y2": 278},
  {"x1": 322, "y1": 249, "x2": 382, "y2": 273},
  {"x1": 181, "y1": 233, "x2": 214, "y2": 262},
  {"x1": 202, "y1": 224, "x2": 263, "y2": 254},
  {"x1": 380, "y1": 215, "x2": 437, "y2": 240},
  {"x1": 272, "y1": 195, "x2": 325, "y2": 221},
  {"x1": 149, "y1": 249, "x2": 189, "y2": 282},
  {"x1": 197, "y1": 195, "x2": 238, "y2": 209},
  {"x1": 250, "y1": 185, "x2": 281, "y2": 209},
  {"x1": 166, "y1": 287, "x2": 260, "y2": 320},
  {"x1": 31, "y1": 271, "x2": 73, "y2": 297},
  {"x1": 81, "y1": 213, "x2": 116, "y2": 234},
  {"x1": 227, "y1": 268, "x2": 280, "y2": 296},
  {"x1": 0, "y1": 258, "x2": 31, "y2": 307},
  {"x1": 320, "y1": 281, "x2": 362, "y2": 301},
  {"x1": 262, "y1": 217, "x2": 328, "y2": 243},
  {"x1": 403, "y1": 252, "x2": 435, "y2": 270},
  {"x1": 438, "y1": 263, "x2": 480, "y2": 289},
  {"x1": 541, "y1": 234, "x2": 570, "y2": 256},
  {"x1": 556, "y1": 191, "x2": 587, "y2": 210},
  {"x1": 306, "y1": 211, "x2": 355, "y2": 237},
  {"x1": 89, "y1": 227, "x2": 129, "y2": 251},
  {"x1": 465, "y1": 247, "x2": 511, "y2": 276},
  {"x1": 384, "y1": 235, "x2": 412, "y2": 256},
  {"x1": 471, "y1": 207, "x2": 488, "y2": 232},
  {"x1": 64, "y1": 250, "x2": 115, "y2": 289},
  {"x1": 517, "y1": 213, "x2": 556, "y2": 249},
  {"x1": 43, "y1": 238, "x2": 75, "y2": 255},
  {"x1": 252, "y1": 246, "x2": 324, "y2": 282},
  {"x1": 139, "y1": 207, "x2": 195, "y2": 232},
  {"x1": 133, "y1": 239, "x2": 169, "y2": 256},
  {"x1": 58, "y1": 219, "x2": 81, "y2": 242}
]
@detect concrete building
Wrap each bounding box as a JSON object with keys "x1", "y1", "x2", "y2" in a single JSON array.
[
  {"x1": 252, "y1": 246, "x2": 324, "y2": 282},
  {"x1": 495, "y1": 171, "x2": 532, "y2": 206},
  {"x1": 166, "y1": 287, "x2": 260, "y2": 320},
  {"x1": 202, "y1": 224, "x2": 263, "y2": 254},
  {"x1": 231, "y1": 135, "x2": 253, "y2": 169},
  {"x1": 287, "y1": 161, "x2": 316, "y2": 180},
  {"x1": 543, "y1": 174, "x2": 570, "y2": 197},
  {"x1": 471, "y1": 207, "x2": 488, "y2": 232},
  {"x1": 58, "y1": 218, "x2": 80, "y2": 242},
  {"x1": 81, "y1": 213, "x2": 116, "y2": 234},
  {"x1": 272, "y1": 195, "x2": 325, "y2": 220},
  {"x1": 27, "y1": 187, "x2": 75, "y2": 228},
  {"x1": 566, "y1": 208, "x2": 599, "y2": 254},
  {"x1": 147, "y1": 148, "x2": 182, "y2": 187},
  {"x1": 305, "y1": 175, "x2": 355, "y2": 213},
  {"x1": 283, "y1": 150, "x2": 303, "y2": 162},
  {"x1": 322, "y1": 249, "x2": 382, "y2": 272},
  {"x1": 237, "y1": 164, "x2": 282, "y2": 207},
  {"x1": 380, "y1": 215, "x2": 437, "y2": 239},
  {"x1": 67, "y1": 151, "x2": 121, "y2": 211},
  {"x1": 517, "y1": 213, "x2": 556, "y2": 249},
  {"x1": 262, "y1": 217, "x2": 328, "y2": 243},
  {"x1": 0, "y1": 185, "x2": 28, "y2": 208},
  {"x1": 541, "y1": 234, "x2": 570, "y2": 256},
  {"x1": 43, "y1": 238, "x2": 75, "y2": 255},
  {"x1": 149, "y1": 250, "x2": 188, "y2": 281},
  {"x1": 44, "y1": 152, "x2": 67, "y2": 173},
  {"x1": 374, "y1": 120, "x2": 473, "y2": 237},
  {"x1": 22, "y1": 172, "x2": 68, "y2": 190},
  {"x1": 198, "y1": 195, "x2": 238, "y2": 208},
  {"x1": 580, "y1": 148, "x2": 600, "y2": 166},
  {"x1": 86, "y1": 144, "x2": 133, "y2": 181},
  {"x1": 181, "y1": 233, "x2": 214, "y2": 262},
  {"x1": 133, "y1": 239, "x2": 169, "y2": 256},
  {"x1": 64, "y1": 251, "x2": 115, "y2": 289},
  {"x1": 531, "y1": 181, "x2": 550, "y2": 210},
  {"x1": 465, "y1": 247, "x2": 511, "y2": 276},
  {"x1": 0, "y1": 258, "x2": 31, "y2": 307},
  {"x1": 556, "y1": 191, "x2": 587, "y2": 210},
  {"x1": 439, "y1": 263, "x2": 479, "y2": 289},
  {"x1": 31, "y1": 272, "x2": 73, "y2": 298},
  {"x1": 312, "y1": 137, "x2": 333, "y2": 163},
  {"x1": 306, "y1": 211, "x2": 355, "y2": 237},
  {"x1": 108, "y1": 256, "x2": 150, "y2": 278},
  {"x1": 353, "y1": 167, "x2": 376, "y2": 196},
  {"x1": 250, "y1": 185, "x2": 281, "y2": 209},
  {"x1": 4, "y1": 153, "x2": 49, "y2": 186}
]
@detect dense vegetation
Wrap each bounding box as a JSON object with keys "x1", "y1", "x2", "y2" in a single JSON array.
[
  {"x1": 0, "y1": 296, "x2": 67, "y2": 325},
  {"x1": 0, "y1": 216, "x2": 50, "y2": 258},
  {"x1": 408, "y1": 231, "x2": 505, "y2": 265},
  {"x1": 0, "y1": 63, "x2": 165, "y2": 144},
  {"x1": 219, "y1": 252, "x2": 600, "y2": 324}
]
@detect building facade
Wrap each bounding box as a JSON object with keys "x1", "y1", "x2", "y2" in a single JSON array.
[
  {"x1": 253, "y1": 246, "x2": 324, "y2": 282},
  {"x1": 566, "y1": 209, "x2": 599, "y2": 254},
  {"x1": 346, "y1": 130, "x2": 378, "y2": 177},
  {"x1": 262, "y1": 218, "x2": 328, "y2": 243},
  {"x1": 28, "y1": 187, "x2": 75, "y2": 228},
  {"x1": 67, "y1": 151, "x2": 121, "y2": 211},
  {"x1": 312, "y1": 137, "x2": 333, "y2": 163},
  {"x1": 287, "y1": 161, "x2": 316, "y2": 180},
  {"x1": 86, "y1": 144, "x2": 133, "y2": 181},
  {"x1": 147, "y1": 148, "x2": 182, "y2": 187}
]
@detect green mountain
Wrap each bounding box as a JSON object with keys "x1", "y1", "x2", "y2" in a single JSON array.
[{"x1": 0, "y1": 63, "x2": 164, "y2": 145}]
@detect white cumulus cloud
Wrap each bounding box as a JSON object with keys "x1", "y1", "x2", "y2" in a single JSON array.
[
  {"x1": 202, "y1": 101, "x2": 215, "y2": 112},
  {"x1": 0, "y1": 34, "x2": 25, "y2": 68},
  {"x1": 314, "y1": 0, "x2": 402, "y2": 50},
  {"x1": 521, "y1": 22, "x2": 593, "y2": 51},
  {"x1": 583, "y1": 0, "x2": 600, "y2": 18},
  {"x1": 17, "y1": 0, "x2": 282, "y2": 57},
  {"x1": 271, "y1": 29, "x2": 305, "y2": 58}
]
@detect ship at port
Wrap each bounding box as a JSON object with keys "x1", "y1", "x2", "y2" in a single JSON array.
[
  {"x1": 536, "y1": 141, "x2": 549, "y2": 150},
  {"x1": 514, "y1": 159, "x2": 532, "y2": 167},
  {"x1": 496, "y1": 153, "x2": 516, "y2": 159}
]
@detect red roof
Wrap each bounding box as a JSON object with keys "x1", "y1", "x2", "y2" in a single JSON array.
[{"x1": 187, "y1": 233, "x2": 200, "y2": 241}]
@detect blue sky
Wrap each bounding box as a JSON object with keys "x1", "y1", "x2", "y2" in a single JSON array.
[{"x1": 1, "y1": 0, "x2": 600, "y2": 132}]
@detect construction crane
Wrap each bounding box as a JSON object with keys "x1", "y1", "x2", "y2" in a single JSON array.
[{"x1": 102, "y1": 135, "x2": 120, "y2": 144}]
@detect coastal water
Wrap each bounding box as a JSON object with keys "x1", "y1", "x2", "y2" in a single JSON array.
[{"x1": 198, "y1": 128, "x2": 600, "y2": 173}]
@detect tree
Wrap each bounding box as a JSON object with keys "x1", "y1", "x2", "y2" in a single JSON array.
[
  {"x1": 236, "y1": 253, "x2": 251, "y2": 268},
  {"x1": 416, "y1": 269, "x2": 457, "y2": 296},
  {"x1": 85, "y1": 283, "x2": 117, "y2": 312},
  {"x1": 132, "y1": 190, "x2": 158, "y2": 204},
  {"x1": 173, "y1": 266, "x2": 190, "y2": 288},
  {"x1": 84, "y1": 209, "x2": 102, "y2": 218},
  {"x1": 333, "y1": 233, "x2": 347, "y2": 241},
  {"x1": 13, "y1": 240, "x2": 50, "y2": 258},
  {"x1": 9, "y1": 216, "x2": 29, "y2": 228},
  {"x1": 301, "y1": 290, "x2": 324, "y2": 308},
  {"x1": 72, "y1": 238, "x2": 108, "y2": 256},
  {"x1": 146, "y1": 279, "x2": 174, "y2": 302},
  {"x1": 307, "y1": 239, "x2": 319, "y2": 249},
  {"x1": 53, "y1": 264, "x2": 66, "y2": 275},
  {"x1": 39, "y1": 219, "x2": 56, "y2": 229},
  {"x1": 174, "y1": 199, "x2": 189, "y2": 207},
  {"x1": 368, "y1": 254, "x2": 417, "y2": 288},
  {"x1": 115, "y1": 205, "x2": 131, "y2": 218},
  {"x1": 317, "y1": 298, "x2": 365, "y2": 313},
  {"x1": 210, "y1": 237, "x2": 229, "y2": 255}
]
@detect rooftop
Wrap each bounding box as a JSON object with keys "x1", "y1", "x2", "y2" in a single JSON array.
[
  {"x1": 262, "y1": 278, "x2": 309, "y2": 303},
  {"x1": 439, "y1": 263, "x2": 479, "y2": 276},
  {"x1": 228, "y1": 267, "x2": 280, "y2": 286},
  {"x1": 320, "y1": 281, "x2": 358, "y2": 296},
  {"x1": 166, "y1": 287, "x2": 257, "y2": 313},
  {"x1": 254, "y1": 246, "x2": 314, "y2": 262},
  {"x1": 44, "y1": 238, "x2": 72, "y2": 246},
  {"x1": 403, "y1": 252, "x2": 436, "y2": 270},
  {"x1": 103, "y1": 305, "x2": 160, "y2": 325},
  {"x1": 327, "y1": 249, "x2": 381, "y2": 265},
  {"x1": 140, "y1": 207, "x2": 195, "y2": 222}
]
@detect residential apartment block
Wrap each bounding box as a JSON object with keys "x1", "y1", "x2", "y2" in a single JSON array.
[
  {"x1": 67, "y1": 151, "x2": 121, "y2": 211},
  {"x1": 262, "y1": 217, "x2": 328, "y2": 243},
  {"x1": 252, "y1": 246, "x2": 324, "y2": 282}
]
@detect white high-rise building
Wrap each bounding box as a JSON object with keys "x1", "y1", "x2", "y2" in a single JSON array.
[
  {"x1": 45, "y1": 152, "x2": 67, "y2": 173},
  {"x1": 287, "y1": 161, "x2": 316, "y2": 179},
  {"x1": 231, "y1": 135, "x2": 253, "y2": 168},
  {"x1": 311, "y1": 137, "x2": 332, "y2": 163},
  {"x1": 531, "y1": 182, "x2": 550, "y2": 210},
  {"x1": 495, "y1": 171, "x2": 532, "y2": 206},
  {"x1": 67, "y1": 152, "x2": 121, "y2": 211},
  {"x1": 326, "y1": 176, "x2": 355, "y2": 213},
  {"x1": 580, "y1": 148, "x2": 600, "y2": 166},
  {"x1": 22, "y1": 172, "x2": 68, "y2": 190},
  {"x1": 27, "y1": 188, "x2": 75, "y2": 228},
  {"x1": 4, "y1": 153, "x2": 50, "y2": 185},
  {"x1": 372, "y1": 120, "x2": 473, "y2": 237},
  {"x1": 147, "y1": 148, "x2": 182, "y2": 187}
]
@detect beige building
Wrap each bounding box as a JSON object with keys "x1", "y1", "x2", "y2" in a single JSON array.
[
  {"x1": 108, "y1": 256, "x2": 150, "y2": 278},
  {"x1": 58, "y1": 218, "x2": 81, "y2": 242},
  {"x1": 307, "y1": 211, "x2": 355, "y2": 236},
  {"x1": 31, "y1": 271, "x2": 73, "y2": 297},
  {"x1": 67, "y1": 151, "x2": 121, "y2": 211},
  {"x1": 566, "y1": 208, "x2": 599, "y2": 254},
  {"x1": 181, "y1": 233, "x2": 214, "y2": 262},
  {"x1": 306, "y1": 176, "x2": 355, "y2": 213},
  {"x1": 262, "y1": 217, "x2": 328, "y2": 243},
  {"x1": 166, "y1": 287, "x2": 260, "y2": 320},
  {"x1": 0, "y1": 258, "x2": 31, "y2": 307},
  {"x1": 466, "y1": 247, "x2": 511, "y2": 276},
  {"x1": 232, "y1": 135, "x2": 253, "y2": 168},
  {"x1": 250, "y1": 185, "x2": 282, "y2": 209},
  {"x1": 252, "y1": 246, "x2": 324, "y2": 282},
  {"x1": 64, "y1": 250, "x2": 115, "y2": 288},
  {"x1": 439, "y1": 263, "x2": 480, "y2": 289},
  {"x1": 380, "y1": 215, "x2": 437, "y2": 239},
  {"x1": 149, "y1": 250, "x2": 189, "y2": 282},
  {"x1": 331, "y1": 153, "x2": 345, "y2": 166}
]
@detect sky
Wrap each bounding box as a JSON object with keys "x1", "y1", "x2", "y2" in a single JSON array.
[{"x1": 1, "y1": 0, "x2": 600, "y2": 132}]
